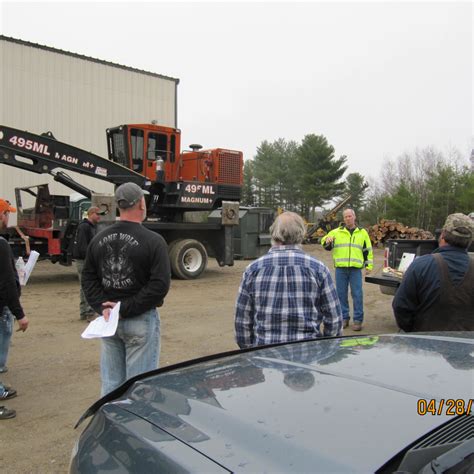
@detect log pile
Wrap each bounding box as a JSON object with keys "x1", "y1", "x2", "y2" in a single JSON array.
[{"x1": 367, "y1": 219, "x2": 434, "y2": 247}]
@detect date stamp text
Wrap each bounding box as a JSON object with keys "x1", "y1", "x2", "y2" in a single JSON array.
[{"x1": 417, "y1": 399, "x2": 473, "y2": 416}]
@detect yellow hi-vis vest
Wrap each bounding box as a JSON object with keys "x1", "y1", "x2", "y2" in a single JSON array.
[{"x1": 321, "y1": 226, "x2": 373, "y2": 270}]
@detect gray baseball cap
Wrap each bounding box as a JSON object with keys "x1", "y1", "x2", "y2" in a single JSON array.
[
  {"x1": 442, "y1": 213, "x2": 474, "y2": 238},
  {"x1": 115, "y1": 182, "x2": 144, "y2": 209}
]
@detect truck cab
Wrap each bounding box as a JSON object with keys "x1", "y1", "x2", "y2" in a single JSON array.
[
  {"x1": 107, "y1": 124, "x2": 179, "y2": 182},
  {"x1": 366, "y1": 238, "x2": 474, "y2": 296},
  {"x1": 106, "y1": 124, "x2": 242, "y2": 217}
]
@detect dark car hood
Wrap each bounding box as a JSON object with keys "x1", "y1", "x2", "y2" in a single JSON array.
[{"x1": 107, "y1": 333, "x2": 474, "y2": 472}]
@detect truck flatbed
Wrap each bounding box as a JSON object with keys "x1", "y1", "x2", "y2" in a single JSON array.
[{"x1": 365, "y1": 273, "x2": 400, "y2": 289}]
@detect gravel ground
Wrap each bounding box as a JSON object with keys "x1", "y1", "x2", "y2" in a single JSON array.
[{"x1": 1, "y1": 245, "x2": 395, "y2": 473}]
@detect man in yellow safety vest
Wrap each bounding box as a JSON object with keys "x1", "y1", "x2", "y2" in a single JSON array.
[{"x1": 321, "y1": 208, "x2": 373, "y2": 331}]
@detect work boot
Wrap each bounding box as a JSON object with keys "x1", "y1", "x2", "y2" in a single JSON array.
[
  {"x1": 0, "y1": 386, "x2": 17, "y2": 400},
  {"x1": 352, "y1": 322, "x2": 362, "y2": 331},
  {"x1": 0, "y1": 406, "x2": 16, "y2": 419}
]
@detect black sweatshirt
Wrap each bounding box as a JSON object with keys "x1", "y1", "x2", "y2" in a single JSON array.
[
  {"x1": 72, "y1": 219, "x2": 97, "y2": 260},
  {"x1": 81, "y1": 221, "x2": 171, "y2": 318},
  {"x1": 0, "y1": 237, "x2": 25, "y2": 319}
]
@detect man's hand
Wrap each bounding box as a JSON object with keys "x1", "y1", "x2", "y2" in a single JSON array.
[
  {"x1": 102, "y1": 301, "x2": 117, "y2": 322},
  {"x1": 16, "y1": 316, "x2": 29, "y2": 332},
  {"x1": 365, "y1": 268, "x2": 372, "y2": 276},
  {"x1": 325, "y1": 236, "x2": 334, "y2": 244}
]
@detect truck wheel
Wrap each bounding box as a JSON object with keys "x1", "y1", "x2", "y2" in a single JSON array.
[
  {"x1": 167, "y1": 239, "x2": 179, "y2": 257},
  {"x1": 169, "y1": 239, "x2": 208, "y2": 279}
]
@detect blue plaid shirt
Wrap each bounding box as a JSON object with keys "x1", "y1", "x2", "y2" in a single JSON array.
[{"x1": 235, "y1": 245, "x2": 343, "y2": 348}]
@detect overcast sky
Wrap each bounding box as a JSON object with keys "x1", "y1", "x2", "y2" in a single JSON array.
[{"x1": 1, "y1": 1, "x2": 472, "y2": 180}]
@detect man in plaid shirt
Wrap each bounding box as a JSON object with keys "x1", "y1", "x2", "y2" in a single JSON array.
[{"x1": 235, "y1": 212, "x2": 343, "y2": 349}]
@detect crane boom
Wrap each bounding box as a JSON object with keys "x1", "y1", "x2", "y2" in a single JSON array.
[{"x1": 0, "y1": 125, "x2": 147, "y2": 188}]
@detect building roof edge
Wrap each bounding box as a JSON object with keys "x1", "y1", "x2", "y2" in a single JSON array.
[{"x1": 0, "y1": 35, "x2": 180, "y2": 84}]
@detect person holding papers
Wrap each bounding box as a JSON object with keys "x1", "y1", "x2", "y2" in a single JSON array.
[
  {"x1": 82, "y1": 183, "x2": 170, "y2": 396},
  {"x1": 0, "y1": 198, "x2": 29, "y2": 419}
]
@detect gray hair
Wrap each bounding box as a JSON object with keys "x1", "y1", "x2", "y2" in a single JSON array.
[
  {"x1": 270, "y1": 211, "x2": 306, "y2": 245},
  {"x1": 442, "y1": 229, "x2": 472, "y2": 250},
  {"x1": 343, "y1": 208, "x2": 356, "y2": 217}
]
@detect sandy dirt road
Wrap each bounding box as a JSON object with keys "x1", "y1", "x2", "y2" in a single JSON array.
[{"x1": 1, "y1": 245, "x2": 396, "y2": 473}]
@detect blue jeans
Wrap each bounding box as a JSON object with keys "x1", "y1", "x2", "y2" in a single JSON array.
[
  {"x1": 0, "y1": 307, "x2": 14, "y2": 372},
  {"x1": 335, "y1": 267, "x2": 364, "y2": 323},
  {"x1": 100, "y1": 308, "x2": 160, "y2": 396}
]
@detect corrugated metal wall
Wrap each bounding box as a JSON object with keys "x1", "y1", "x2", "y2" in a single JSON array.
[{"x1": 0, "y1": 37, "x2": 178, "y2": 222}]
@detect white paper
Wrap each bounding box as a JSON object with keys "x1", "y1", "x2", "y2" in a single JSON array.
[
  {"x1": 23, "y1": 250, "x2": 40, "y2": 285},
  {"x1": 397, "y1": 252, "x2": 416, "y2": 273},
  {"x1": 81, "y1": 302, "x2": 121, "y2": 339}
]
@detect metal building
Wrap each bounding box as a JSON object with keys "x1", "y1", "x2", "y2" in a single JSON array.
[{"x1": 0, "y1": 35, "x2": 179, "y2": 216}]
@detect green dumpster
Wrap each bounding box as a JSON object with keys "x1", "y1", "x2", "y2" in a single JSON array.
[{"x1": 208, "y1": 207, "x2": 274, "y2": 260}]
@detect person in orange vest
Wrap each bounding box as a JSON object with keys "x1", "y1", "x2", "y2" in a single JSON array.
[{"x1": 0, "y1": 199, "x2": 29, "y2": 419}]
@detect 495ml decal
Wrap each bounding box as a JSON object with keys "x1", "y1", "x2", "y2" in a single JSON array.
[
  {"x1": 180, "y1": 183, "x2": 216, "y2": 206},
  {"x1": 9, "y1": 135, "x2": 50, "y2": 156},
  {"x1": 184, "y1": 184, "x2": 215, "y2": 195},
  {"x1": 7, "y1": 134, "x2": 97, "y2": 171}
]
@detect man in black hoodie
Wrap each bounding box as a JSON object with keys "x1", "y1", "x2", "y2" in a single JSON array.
[
  {"x1": 82, "y1": 183, "x2": 170, "y2": 395},
  {"x1": 73, "y1": 206, "x2": 102, "y2": 321},
  {"x1": 0, "y1": 198, "x2": 29, "y2": 419}
]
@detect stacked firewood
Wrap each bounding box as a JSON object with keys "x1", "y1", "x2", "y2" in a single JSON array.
[{"x1": 367, "y1": 219, "x2": 434, "y2": 247}]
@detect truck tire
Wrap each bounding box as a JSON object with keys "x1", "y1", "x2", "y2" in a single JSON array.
[
  {"x1": 167, "y1": 239, "x2": 179, "y2": 257},
  {"x1": 169, "y1": 239, "x2": 208, "y2": 280}
]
